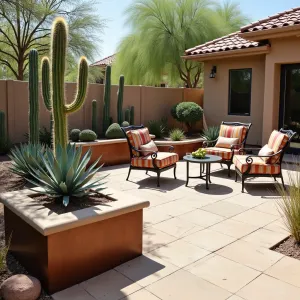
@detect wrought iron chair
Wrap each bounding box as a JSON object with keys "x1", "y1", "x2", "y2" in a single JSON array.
[
  {"x1": 121, "y1": 125, "x2": 179, "y2": 187},
  {"x1": 203, "y1": 122, "x2": 252, "y2": 176},
  {"x1": 233, "y1": 129, "x2": 296, "y2": 192}
]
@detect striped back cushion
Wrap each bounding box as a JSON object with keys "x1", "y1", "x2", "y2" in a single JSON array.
[
  {"x1": 219, "y1": 125, "x2": 247, "y2": 145},
  {"x1": 127, "y1": 128, "x2": 152, "y2": 157},
  {"x1": 267, "y1": 130, "x2": 289, "y2": 164}
]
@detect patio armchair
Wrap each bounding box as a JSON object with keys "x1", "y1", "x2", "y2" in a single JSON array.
[
  {"x1": 233, "y1": 129, "x2": 296, "y2": 192},
  {"x1": 121, "y1": 125, "x2": 179, "y2": 187},
  {"x1": 203, "y1": 122, "x2": 252, "y2": 176}
]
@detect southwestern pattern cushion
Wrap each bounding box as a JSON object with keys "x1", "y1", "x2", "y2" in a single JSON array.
[
  {"x1": 215, "y1": 137, "x2": 239, "y2": 149},
  {"x1": 205, "y1": 147, "x2": 233, "y2": 160},
  {"x1": 127, "y1": 128, "x2": 152, "y2": 157},
  {"x1": 258, "y1": 144, "x2": 274, "y2": 163},
  {"x1": 233, "y1": 155, "x2": 280, "y2": 175},
  {"x1": 131, "y1": 152, "x2": 179, "y2": 169},
  {"x1": 219, "y1": 125, "x2": 247, "y2": 144},
  {"x1": 140, "y1": 140, "x2": 158, "y2": 156},
  {"x1": 267, "y1": 130, "x2": 289, "y2": 164}
]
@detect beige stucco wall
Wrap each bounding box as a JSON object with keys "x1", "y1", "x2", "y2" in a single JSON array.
[
  {"x1": 0, "y1": 81, "x2": 203, "y2": 143},
  {"x1": 203, "y1": 55, "x2": 265, "y2": 145},
  {"x1": 263, "y1": 36, "x2": 300, "y2": 143}
]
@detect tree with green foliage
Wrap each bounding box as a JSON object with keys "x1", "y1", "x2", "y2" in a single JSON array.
[
  {"x1": 114, "y1": 0, "x2": 249, "y2": 87},
  {"x1": 0, "y1": 0, "x2": 105, "y2": 80}
]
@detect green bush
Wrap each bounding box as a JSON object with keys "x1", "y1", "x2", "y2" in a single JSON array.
[
  {"x1": 106, "y1": 123, "x2": 125, "y2": 139},
  {"x1": 169, "y1": 128, "x2": 185, "y2": 141},
  {"x1": 201, "y1": 126, "x2": 220, "y2": 143},
  {"x1": 79, "y1": 129, "x2": 97, "y2": 142},
  {"x1": 70, "y1": 129, "x2": 81, "y2": 142},
  {"x1": 26, "y1": 144, "x2": 106, "y2": 207},
  {"x1": 122, "y1": 121, "x2": 130, "y2": 127},
  {"x1": 171, "y1": 102, "x2": 203, "y2": 133},
  {"x1": 147, "y1": 118, "x2": 167, "y2": 138}
]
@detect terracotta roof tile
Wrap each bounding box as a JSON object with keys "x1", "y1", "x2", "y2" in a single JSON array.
[
  {"x1": 241, "y1": 7, "x2": 300, "y2": 33},
  {"x1": 91, "y1": 54, "x2": 116, "y2": 67},
  {"x1": 185, "y1": 32, "x2": 263, "y2": 56}
]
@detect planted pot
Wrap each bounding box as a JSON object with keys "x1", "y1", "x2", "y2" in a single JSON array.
[{"x1": 0, "y1": 187, "x2": 149, "y2": 294}]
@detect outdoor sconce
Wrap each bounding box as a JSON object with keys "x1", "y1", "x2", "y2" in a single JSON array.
[{"x1": 210, "y1": 66, "x2": 217, "y2": 78}]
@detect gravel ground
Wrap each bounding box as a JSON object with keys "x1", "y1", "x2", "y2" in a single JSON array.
[
  {"x1": 0, "y1": 159, "x2": 52, "y2": 299},
  {"x1": 274, "y1": 236, "x2": 300, "y2": 260}
]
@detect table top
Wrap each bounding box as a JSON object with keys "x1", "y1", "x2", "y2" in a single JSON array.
[{"x1": 183, "y1": 154, "x2": 222, "y2": 163}]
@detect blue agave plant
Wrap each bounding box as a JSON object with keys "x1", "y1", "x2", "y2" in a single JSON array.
[{"x1": 27, "y1": 143, "x2": 106, "y2": 207}]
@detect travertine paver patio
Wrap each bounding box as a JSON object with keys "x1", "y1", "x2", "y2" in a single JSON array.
[{"x1": 52, "y1": 161, "x2": 300, "y2": 300}]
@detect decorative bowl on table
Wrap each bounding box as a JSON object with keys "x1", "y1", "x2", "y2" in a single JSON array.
[{"x1": 192, "y1": 148, "x2": 207, "y2": 159}]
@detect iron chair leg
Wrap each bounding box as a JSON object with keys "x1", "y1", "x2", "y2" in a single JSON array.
[
  {"x1": 174, "y1": 164, "x2": 177, "y2": 179},
  {"x1": 146, "y1": 170, "x2": 148, "y2": 175},
  {"x1": 280, "y1": 173, "x2": 285, "y2": 189},
  {"x1": 227, "y1": 164, "x2": 231, "y2": 177},
  {"x1": 241, "y1": 176, "x2": 245, "y2": 193},
  {"x1": 126, "y1": 167, "x2": 132, "y2": 181},
  {"x1": 157, "y1": 172, "x2": 161, "y2": 187},
  {"x1": 235, "y1": 170, "x2": 238, "y2": 182}
]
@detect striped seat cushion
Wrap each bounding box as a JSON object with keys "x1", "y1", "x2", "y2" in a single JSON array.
[
  {"x1": 131, "y1": 152, "x2": 179, "y2": 169},
  {"x1": 205, "y1": 147, "x2": 233, "y2": 160},
  {"x1": 219, "y1": 125, "x2": 247, "y2": 144},
  {"x1": 267, "y1": 130, "x2": 289, "y2": 164},
  {"x1": 233, "y1": 155, "x2": 280, "y2": 174},
  {"x1": 126, "y1": 128, "x2": 152, "y2": 157}
]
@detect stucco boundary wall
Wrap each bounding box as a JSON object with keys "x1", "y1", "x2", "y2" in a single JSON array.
[{"x1": 0, "y1": 80, "x2": 203, "y2": 143}]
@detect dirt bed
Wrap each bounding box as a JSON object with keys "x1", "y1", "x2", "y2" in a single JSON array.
[{"x1": 274, "y1": 236, "x2": 300, "y2": 260}]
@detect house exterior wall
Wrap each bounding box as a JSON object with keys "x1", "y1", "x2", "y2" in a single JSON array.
[
  {"x1": 203, "y1": 55, "x2": 265, "y2": 145},
  {"x1": 263, "y1": 36, "x2": 300, "y2": 143}
]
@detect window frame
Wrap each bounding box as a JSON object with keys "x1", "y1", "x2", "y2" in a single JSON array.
[{"x1": 228, "y1": 68, "x2": 252, "y2": 116}]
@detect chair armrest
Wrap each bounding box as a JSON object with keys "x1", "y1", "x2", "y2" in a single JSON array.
[
  {"x1": 237, "y1": 147, "x2": 261, "y2": 154},
  {"x1": 245, "y1": 149, "x2": 283, "y2": 164}
]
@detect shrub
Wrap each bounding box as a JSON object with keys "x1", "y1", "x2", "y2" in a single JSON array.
[
  {"x1": 276, "y1": 161, "x2": 300, "y2": 243},
  {"x1": 70, "y1": 129, "x2": 81, "y2": 142},
  {"x1": 122, "y1": 121, "x2": 130, "y2": 127},
  {"x1": 171, "y1": 102, "x2": 203, "y2": 133},
  {"x1": 79, "y1": 129, "x2": 97, "y2": 142},
  {"x1": 26, "y1": 144, "x2": 106, "y2": 207},
  {"x1": 201, "y1": 126, "x2": 220, "y2": 143},
  {"x1": 147, "y1": 118, "x2": 167, "y2": 138},
  {"x1": 169, "y1": 128, "x2": 185, "y2": 141},
  {"x1": 9, "y1": 143, "x2": 47, "y2": 180},
  {"x1": 106, "y1": 123, "x2": 125, "y2": 139},
  {"x1": 25, "y1": 127, "x2": 52, "y2": 147}
]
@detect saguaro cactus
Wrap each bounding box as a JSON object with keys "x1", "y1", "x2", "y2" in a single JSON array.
[
  {"x1": 41, "y1": 17, "x2": 88, "y2": 151},
  {"x1": 92, "y1": 99, "x2": 98, "y2": 135},
  {"x1": 124, "y1": 108, "x2": 130, "y2": 124},
  {"x1": 0, "y1": 111, "x2": 6, "y2": 151},
  {"x1": 130, "y1": 106, "x2": 135, "y2": 125},
  {"x1": 103, "y1": 65, "x2": 111, "y2": 133},
  {"x1": 28, "y1": 49, "x2": 39, "y2": 144},
  {"x1": 117, "y1": 75, "x2": 124, "y2": 124}
]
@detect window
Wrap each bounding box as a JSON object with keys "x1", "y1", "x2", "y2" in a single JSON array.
[{"x1": 228, "y1": 69, "x2": 252, "y2": 115}]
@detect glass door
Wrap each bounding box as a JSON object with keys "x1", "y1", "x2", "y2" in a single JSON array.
[{"x1": 280, "y1": 64, "x2": 300, "y2": 153}]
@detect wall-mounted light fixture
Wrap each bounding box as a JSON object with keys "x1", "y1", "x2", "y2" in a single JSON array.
[{"x1": 210, "y1": 66, "x2": 217, "y2": 79}]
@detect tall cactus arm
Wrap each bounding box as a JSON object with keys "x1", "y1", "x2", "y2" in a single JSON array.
[
  {"x1": 29, "y1": 49, "x2": 39, "y2": 144},
  {"x1": 65, "y1": 57, "x2": 88, "y2": 113},
  {"x1": 41, "y1": 56, "x2": 51, "y2": 111}
]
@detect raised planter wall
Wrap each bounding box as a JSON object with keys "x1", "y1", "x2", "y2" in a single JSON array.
[{"x1": 0, "y1": 188, "x2": 149, "y2": 293}]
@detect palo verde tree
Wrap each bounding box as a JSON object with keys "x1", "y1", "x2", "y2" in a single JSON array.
[
  {"x1": 114, "y1": 0, "x2": 249, "y2": 88},
  {"x1": 0, "y1": 0, "x2": 105, "y2": 80}
]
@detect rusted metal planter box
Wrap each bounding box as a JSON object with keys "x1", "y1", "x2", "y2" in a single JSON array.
[{"x1": 0, "y1": 188, "x2": 149, "y2": 294}]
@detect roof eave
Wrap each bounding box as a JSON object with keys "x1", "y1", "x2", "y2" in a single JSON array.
[
  {"x1": 182, "y1": 45, "x2": 270, "y2": 62},
  {"x1": 239, "y1": 24, "x2": 300, "y2": 41}
]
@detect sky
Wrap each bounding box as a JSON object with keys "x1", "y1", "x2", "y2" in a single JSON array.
[{"x1": 94, "y1": 0, "x2": 300, "y2": 63}]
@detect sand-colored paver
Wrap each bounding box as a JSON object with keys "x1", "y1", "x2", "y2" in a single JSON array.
[
  {"x1": 201, "y1": 201, "x2": 247, "y2": 217},
  {"x1": 265, "y1": 256, "x2": 300, "y2": 288},
  {"x1": 226, "y1": 296, "x2": 245, "y2": 300},
  {"x1": 242, "y1": 228, "x2": 288, "y2": 248},
  {"x1": 237, "y1": 274, "x2": 300, "y2": 300},
  {"x1": 52, "y1": 285, "x2": 96, "y2": 300},
  {"x1": 143, "y1": 227, "x2": 177, "y2": 253},
  {"x1": 223, "y1": 193, "x2": 267, "y2": 208},
  {"x1": 183, "y1": 228, "x2": 236, "y2": 251},
  {"x1": 120, "y1": 289, "x2": 160, "y2": 300},
  {"x1": 179, "y1": 209, "x2": 224, "y2": 227},
  {"x1": 146, "y1": 270, "x2": 231, "y2": 300},
  {"x1": 150, "y1": 239, "x2": 210, "y2": 268},
  {"x1": 232, "y1": 209, "x2": 278, "y2": 227},
  {"x1": 155, "y1": 201, "x2": 195, "y2": 217},
  {"x1": 217, "y1": 240, "x2": 283, "y2": 271},
  {"x1": 210, "y1": 218, "x2": 259, "y2": 239},
  {"x1": 264, "y1": 218, "x2": 289, "y2": 234},
  {"x1": 115, "y1": 253, "x2": 179, "y2": 287},
  {"x1": 253, "y1": 201, "x2": 282, "y2": 216},
  {"x1": 79, "y1": 270, "x2": 141, "y2": 300},
  {"x1": 186, "y1": 254, "x2": 260, "y2": 293},
  {"x1": 143, "y1": 207, "x2": 172, "y2": 227},
  {"x1": 152, "y1": 216, "x2": 203, "y2": 238}
]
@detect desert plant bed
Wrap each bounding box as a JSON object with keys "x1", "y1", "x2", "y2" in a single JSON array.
[
  {"x1": 273, "y1": 236, "x2": 300, "y2": 260},
  {"x1": 155, "y1": 136, "x2": 204, "y2": 159}
]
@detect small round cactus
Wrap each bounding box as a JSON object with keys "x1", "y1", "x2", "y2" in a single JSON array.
[
  {"x1": 121, "y1": 121, "x2": 129, "y2": 127},
  {"x1": 79, "y1": 129, "x2": 97, "y2": 142},
  {"x1": 70, "y1": 129, "x2": 81, "y2": 142},
  {"x1": 105, "y1": 123, "x2": 125, "y2": 139}
]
